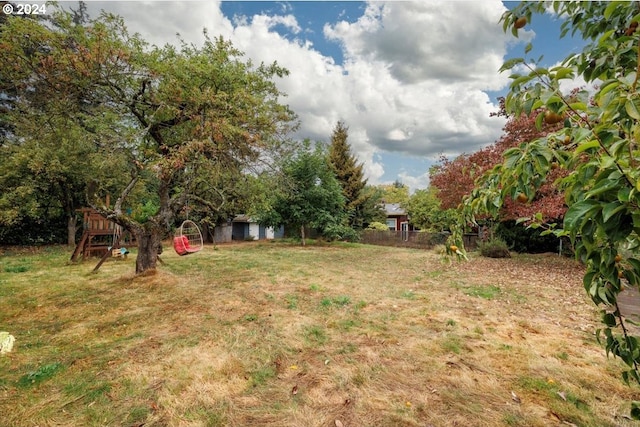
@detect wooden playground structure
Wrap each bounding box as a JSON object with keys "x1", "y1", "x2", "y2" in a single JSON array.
[{"x1": 70, "y1": 206, "x2": 136, "y2": 270}]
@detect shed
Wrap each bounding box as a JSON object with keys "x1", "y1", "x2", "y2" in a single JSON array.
[{"x1": 231, "y1": 215, "x2": 283, "y2": 241}]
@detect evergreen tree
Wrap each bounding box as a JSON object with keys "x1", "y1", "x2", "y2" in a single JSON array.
[{"x1": 327, "y1": 121, "x2": 373, "y2": 229}]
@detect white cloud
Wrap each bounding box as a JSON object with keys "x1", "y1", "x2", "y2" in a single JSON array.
[
  {"x1": 398, "y1": 170, "x2": 432, "y2": 194},
  {"x1": 75, "y1": 1, "x2": 518, "y2": 189},
  {"x1": 322, "y1": 0, "x2": 510, "y2": 160},
  {"x1": 83, "y1": 1, "x2": 230, "y2": 48}
]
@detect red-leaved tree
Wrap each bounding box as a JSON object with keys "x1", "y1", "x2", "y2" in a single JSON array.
[{"x1": 430, "y1": 98, "x2": 568, "y2": 223}]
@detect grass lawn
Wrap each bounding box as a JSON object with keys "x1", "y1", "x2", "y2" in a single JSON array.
[{"x1": 1, "y1": 241, "x2": 639, "y2": 426}]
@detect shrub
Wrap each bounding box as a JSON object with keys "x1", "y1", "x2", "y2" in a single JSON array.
[
  {"x1": 322, "y1": 224, "x2": 360, "y2": 242},
  {"x1": 495, "y1": 220, "x2": 560, "y2": 254},
  {"x1": 366, "y1": 221, "x2": 389, "y2": 231},
  {"x1": 478, "y1": 237, "x2": 511, "y2": 258}
]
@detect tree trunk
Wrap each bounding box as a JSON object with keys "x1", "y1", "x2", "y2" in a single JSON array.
[
  {"x1": 67, "y1": 214, "x2": 77, "y2": 246},
  {"x1": 135, "y1": 230, "x2": 161, "y2": 274},
  {"x1": 300, "y1": 224, "x2": 306, "y2": 246}
]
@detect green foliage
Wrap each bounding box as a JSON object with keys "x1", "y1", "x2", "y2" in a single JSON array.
[
  {"x1": 17, "y1": 362, "x2": 63, "y2": 388},
  {"x1": 130, "y1": 200, "x2": 160, "y2": 223},
  {"x1": 327, "y1": 121, "x2": 374, "y2": 229},
  {"x1": 258, "y1": 141, "x2": 346, "y2": 245},
  {"x1": 0, "y1": 6, "x2": 298, "y2": 272},
  {"x1": 495, "y1": 220, "x2": 561, "y2": 253},
  {"x1": 462, "y1": 1, "x2": 640, "y2": 406},
  {"x1": 0, "y1": 215, "x2": 69, "y2": 245},
  {"x1": 322, "y1": 223, "x2": 361, "y2": 242},
  {"x1": 249, "y1": 365, "x2": 277, "y2": 388},
  {"x1": 4, "y1": 265, "x2": 30, "y2": 273},
  {"x1": 405, "y1": 187, "x2": 456, "y2": 231},
  {"x1": 367, "y1": 221, "x2": 389, "y2": 231},
  {"x1": 376, "y1": 180, "x2": 410, "y2": 205},
  {"x1": 303, "y1": 325, "x2": 328, "y2": 345},
  {"x1": 463, "y1": 285, "x2": 502, "y2": 300},
  {"x1": 478, "y1": 238, "x2": 511, "y2": 258},
  {"x1": 359, "y1": 185, "x2": 387, "y2": 225}
]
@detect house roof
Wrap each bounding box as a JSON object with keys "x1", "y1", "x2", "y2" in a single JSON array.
[
  {"x1": 383, "y1": 203, "x2": 406, "y2": 216},
  {"x1": 232, "y1": 214, "x2": 255, "y2": 223}
]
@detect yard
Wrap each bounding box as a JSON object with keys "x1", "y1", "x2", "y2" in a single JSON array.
[{"x1": 0, "y1": 242, "x2": 638, "y2": 426}]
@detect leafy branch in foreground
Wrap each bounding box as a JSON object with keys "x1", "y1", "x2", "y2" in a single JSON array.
[{"x1": 460, "y1": 1, "x2": 640, "y2": 411}]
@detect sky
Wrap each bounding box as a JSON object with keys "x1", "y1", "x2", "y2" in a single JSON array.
[{"x1": 67, "y1": 1, "x2": 586, "y2": 192}]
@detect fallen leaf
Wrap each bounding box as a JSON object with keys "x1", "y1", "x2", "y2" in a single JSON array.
[
  {"x1": 511, "y1": 391, "x2": 521, "y2": 403},
  {"x1": 557, "y1": 391, "x2": 566, "y2": 401},
  {"x1": 335, "y1": 420, "x2": 344, "y2": 427},
  {"x1": 291, "y1": 385, "x2": 298, "y2": 395}
]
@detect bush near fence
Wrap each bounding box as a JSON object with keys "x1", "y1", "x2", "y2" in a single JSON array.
[{"x1": 361, "y1": 230, "x2": 479, "y2": 250}]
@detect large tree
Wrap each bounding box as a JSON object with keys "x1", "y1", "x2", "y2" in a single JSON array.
[
  {"x1": 405, "y1": 187, "x2": 455, "y2": 232},
  {"x1": 430, "y1": 98, "x2": 567, "y2": 223},
  {"x1": 0, "y1": 115, "x2": 113, "y2": 245},
  {"x1": 258, "y1": 141, "x2": 346, "y2": 246},
  {"x1": 327, "y1": 121, "x2": 372, "y2": 229},
  {"x1": 0, "y1": 7, "x2": 297, "y2": 272},
  {"x1": 0, "y1": 4, "x2": 98, "y2": 245},
  {"x1": 465, "y1": 1, "x2": 640, "y2": 398}
]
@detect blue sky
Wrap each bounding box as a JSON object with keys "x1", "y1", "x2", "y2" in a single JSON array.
[{"x1": 78, "y1": 1, "x2": 586, "y2": 191}]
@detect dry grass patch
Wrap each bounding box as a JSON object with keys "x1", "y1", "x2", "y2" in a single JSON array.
[{"x1": 0, "y1": 242, "x2": 639, "y2": 426}]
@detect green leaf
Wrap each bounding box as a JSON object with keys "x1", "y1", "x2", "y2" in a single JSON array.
[
  {"x1": 575, "y1": 140, "x2": 600, "y2": 154},
  {"x1": 602, "y1": 201, "x2": 626, "y2": 223},
  {"x1": 597, "y1": 29, "x2": 616, "y2": 46},
  {"x1": 609, "y1": 139, "x2": 629, "y2": 157},
  {"x1": 524, "y1": 42, "x2": 532, "y2": 54},
  {"x1": 535, "y1": 111, "x2": 544, "y2": 131},
  {"x1": 568, "y1": 101, "x2": 587, "y2": 112},
  {"x1": 631, "y1": 402, "x2": 640, "y2": 420},
  {"x1": 564, "y1": 200, "x2": 600, "y2": 232},
  {"x1": 603, "y1": 312, "x2": 617, "y2": 327},
  {"x1": 598, "y1": 79, "x2": 620, "y2": 98},
  {"x1": 618, "y1": 186, "x2": 631, "y2": 202},
  {"x1": 553, "y1": 67, "x2": 575, "y2": 80},
  {"x1": 586, "y1": 175, "x2": 619, "y2": 198},
  {"x1": 626, "y1": 99, "x2": 640, "y2": 120},
  {"x1": 604, "y1": 2, "x2": 621, "y2": 19},
  {"x1": 510, "y1": 74, "x2": 535, "y2": 89},
  {"x1": 500, "y1": 58, "x2": 525, "y2": 73}
]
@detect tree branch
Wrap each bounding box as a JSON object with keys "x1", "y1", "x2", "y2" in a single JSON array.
[{"x1": 114, "y1": 175, "x2": 139, "y2": 215}]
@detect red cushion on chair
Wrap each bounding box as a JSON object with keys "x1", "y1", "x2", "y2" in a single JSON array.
[{"x1": 173, "y1": 235, "x2": 189, "y2": 255}]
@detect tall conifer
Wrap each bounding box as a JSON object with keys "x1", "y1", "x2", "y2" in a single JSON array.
[{"x1": 327, "y1": 121, "x2": 373, "y2": 229}]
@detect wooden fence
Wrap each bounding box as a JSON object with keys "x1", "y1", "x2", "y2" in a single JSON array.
[{"x1": 360, "y1": 230, "x2": 479, "y2": 250}]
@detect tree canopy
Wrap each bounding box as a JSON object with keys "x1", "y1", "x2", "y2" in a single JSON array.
[
  {"x1": 376, "y1": 180, "x2": 410, "y2": 205},
  {"x1": 405, "y1": 187, "x2": 455, "y2": 232},
  {"x1": 430, "y1": 98, "x2": 567, "y2": 224},
  {"x1": 258, "y1": 141, "x2": 346, "y2": 245},
  {"x1": 0, "y1": 6, "x2": 298, "y2": 272}
]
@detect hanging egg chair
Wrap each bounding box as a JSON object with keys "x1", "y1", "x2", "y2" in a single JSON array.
[{"x1": 173, "y1": 220, "x2": 204, "y2": 256}]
